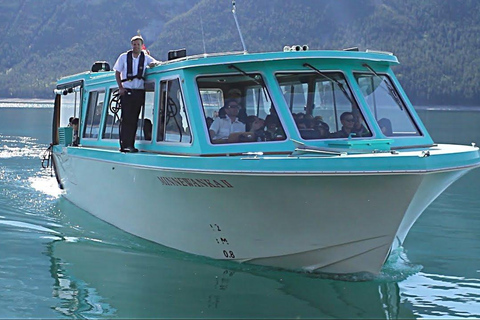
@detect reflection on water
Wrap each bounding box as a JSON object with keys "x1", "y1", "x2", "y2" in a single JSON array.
[{"x1": 402, "y1": 272, "x2": 480, "y2": 318}]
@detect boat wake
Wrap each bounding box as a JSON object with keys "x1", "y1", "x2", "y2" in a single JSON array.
[
  {"x1": 376, "y1": 246, "x2": 423, "y2": 282},
  {"x1": 29, "y1": 174, "x2": 62, "y2": 198}
]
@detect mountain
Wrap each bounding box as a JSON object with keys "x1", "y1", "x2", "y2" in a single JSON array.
[{"x1": 0, "y1": 0, "x2": 478, "y2": 106}]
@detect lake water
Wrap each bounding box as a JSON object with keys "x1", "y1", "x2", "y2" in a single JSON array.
[{"x1": 1, "y1": 102, "x2": 479, "y2": 319}]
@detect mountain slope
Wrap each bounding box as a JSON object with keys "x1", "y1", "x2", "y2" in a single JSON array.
[{"x1": 0, "y1": 0, "x2": 478, "y2": 105}]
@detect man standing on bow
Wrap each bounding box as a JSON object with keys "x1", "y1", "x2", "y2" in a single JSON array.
[{"x1": 114, "y1": 35, "x2": 159, "y2": 153}]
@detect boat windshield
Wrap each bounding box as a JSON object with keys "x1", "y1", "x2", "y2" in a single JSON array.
[
  {"x1": 276, "y1": 72, "x2": 372, "y2": 139},
  {"x1": 198, "y1": 73, "x2": 286, "y2": 144},
  {"x1": 355, "y1": 73, "x2": 421, "y2": 137}
]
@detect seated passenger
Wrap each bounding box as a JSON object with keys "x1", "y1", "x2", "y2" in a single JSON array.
[
  {"x1": 352, "y1": 109, "x2": 370, "y2": 137},
  {"x1": 227, "y1": 88, "x2": 242, "y2": 104},
  {"x1": 218, "y1": 106, "x2": 226, "y2": 119},
  {"x1": 295, "y1": 118, "x2": 307, "y2": 130},
  {"x1": 71, "y1": 118, "x2": 79, "y2": 146},
  {"x1": 206, "y1": 116, "x2": 214, "y2": 129},
  {"x1": 378, "y1": 118, "x2": 393, "y2": 136},
  {"x1": 226, "y1": 88, "x2": 246, "y2": 123},
  {"x1": 93, "y1": 102, "x2": 104, "y2": 124},
  {"x1": 265, "y1": 115, "x2": 285, "y2": 141},
  {"x1": 304, "y1": 114, "x2": 315, "y2": 129},
  {"x1": 331, "y1": 112, "x2": 355, "y2": 138},
  {"x1": 209, "y1": 100, "x2": 245, "y2": 143},
  {"x1": 314, "y1": 119, "x2": 330, "y2": 139},
  {"x1": 298, "y1": 116, "x2": 321, "y2": 139},
  {"x1": 242, "y1": 116, "x2": 266, "y2": 142}
]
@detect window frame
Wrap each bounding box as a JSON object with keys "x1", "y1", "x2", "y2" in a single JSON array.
[
  {"x1": 156, "y1": 77, "x2": 192, "y2": 144},
  {"x1": 275, "y1": 70, "x2": 371, "y2": 140},
  {"x1": 354, "y1": 72, "x2": 422, "y2": 137},
  {"x1": 197, "y1": 72, "x2": 287, "y2": 144},
  {"x1": 83, "y1": 90, "x2": 106, "y2": 139}
]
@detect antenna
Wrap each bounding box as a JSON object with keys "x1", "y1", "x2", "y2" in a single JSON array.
[
  {"x1": 231, "y1": 0, "x2": 247, "y2": 53},
  {"x1": 200, "y1": 17, "x2": 207, "y2": 57}
]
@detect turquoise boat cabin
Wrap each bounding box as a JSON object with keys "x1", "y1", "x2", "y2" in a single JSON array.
[{"x1": 53, "y1": 48, "x2": 432, "y2": 155}]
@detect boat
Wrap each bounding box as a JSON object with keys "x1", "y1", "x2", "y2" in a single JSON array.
[{"x1": 47, "y1": 45, "x2": 480, "y2": 276}]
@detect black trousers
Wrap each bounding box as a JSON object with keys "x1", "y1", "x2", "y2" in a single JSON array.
[{"x1": 119, "y1": 89, "x2": 145, "y2": 149}]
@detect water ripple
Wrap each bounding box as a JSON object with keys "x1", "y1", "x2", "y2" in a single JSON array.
[
  {"x1": 0, "y1": 135, "x2": 46, "y2": 158},
  {"x1": 401, "y1": 272, "x2": 480, "y2": 318},
  {"x1": 0, "y1": 219, "x2": 60, "y2": 235}
]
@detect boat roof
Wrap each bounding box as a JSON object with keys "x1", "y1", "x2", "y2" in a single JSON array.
[{"x1": 56, "y1": 49, "x2": 399, "y2": 88}]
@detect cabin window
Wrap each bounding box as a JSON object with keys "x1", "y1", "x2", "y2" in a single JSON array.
[
  {"x1": 83, "y1": 90, "x2": 105, "y2": 139},
  {"x1": 355, "y1": 73, "x2": 420, "y2": 137},
  {"x1": 157, "y1": 78, "x2": 191, "y2": 143},
  {"x1": 276, "y1": 72, "x2": 371, "y2": 139},
  {"x1": 54, "y1": 84, "x2": 82, "y2": 146},
  {"x1": 102, "y1": 88, "x2": 121, "y2": 139},
  {"x1": 102, "y1": 82, "x2": 155, "y2": 141},
  {"x1": 137, "y1": 83, "x2": 155, "y2": 141},
  {"x1": 197, "y1": 73, "x2": 286, "y2": 144}
]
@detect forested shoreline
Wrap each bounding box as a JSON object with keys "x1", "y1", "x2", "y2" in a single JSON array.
[{"x1": 0, "y1": 0, "x2": 478, "y2": 105}]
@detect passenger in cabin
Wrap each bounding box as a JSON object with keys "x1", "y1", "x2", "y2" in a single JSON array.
[
  {"x1": 304, "y1": 114, "x2": 315, "y2": 129},
  {"x1": 298, "y1": 115, "x2": 325, "y2": 139},
  {"x1": 242, "y1": 116, "x2": 266, "y2": 142},
  {"x1": 352, "y1": 109, "x2": 370, "y2": 137},
  {"x1": 218, "y1": 106, "x2": 226, "y2": 119},
  {"x1": 331, "y1": 112, "x2": 355, "y2": 138},
  {"x1": 206, "y1": 116, "x2": 214, "y2": 128},
  {"x1": 226, "y1": 88, "x2": 247, "y2": 123},
  {"x1": 295, "y1": 118, "x2": 308, "y2": 130},
  {"x1": 93, "y1": 102, "x2": 103, "y2": 124},
  {"x1": 294, "y1": 112, "x2": 305, "y2": 122},
  {"x1": 314, "y1": 119, "x2": 330, "y2": 139},
  {"x1": 378, "y1": 118, "x2": 393, "y2": 136},
  {"x1": 264, "y1": 106, "x2": 280, "y2": 128},
  {"x1": 208, "y1": 99, "x2": 245, "y2": 143},
  {"x1": 264, "y1": 115, "x2": 285, "y2": 141},
  {"x1": 227, "y1": 88, "x2": 242, "y2": 104},
  {"x1": 113, "y1": 35, "x2": 159, "y2": 153},
  {"x1": 71, "y1": 118, "x2": 79, "y2": 146},
  {"x1": 68, "y1": 117, "x2": 74, "y2": 127}
]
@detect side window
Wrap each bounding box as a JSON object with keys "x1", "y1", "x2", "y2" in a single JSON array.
[
  {"x1": 83, "y1": 90, "x2": 105, "y2": 139},
  {"x1": 157, "y1": 78, "x2": 191, "y2": 143},
  {"x1": 136, "y1": 82, "x2": 155, "y2": 141},
  {"x1": 102, "y1": 88, "x2": 121, "y2": 139},
  {"x1": 197, "y1": 73, "x2": 286, "y2": 144},
  {"x1": 200, "y1": 89, "x2": 223, "y2": 119},
  {"x1": 355, "y1": 73, "x2": 420, "y2": 137}
]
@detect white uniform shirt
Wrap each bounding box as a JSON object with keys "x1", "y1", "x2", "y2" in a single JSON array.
[
  {"x1": 209, "y1": 117, "x2": 245, "y2": 140},
  {"x1": 113, "y1": 51, "x2": 156, "y2": 89}
]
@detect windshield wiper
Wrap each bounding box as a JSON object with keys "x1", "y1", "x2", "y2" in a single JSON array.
[
  {"x1": 362, "y1": 63, "x2": 403, "y2": 110},
  {"x1": 303, "y1": 63, "x2": 353, "y2": 104},
  {"x1": 228, "y1": 64, "x2": 269, "y2": 102}
]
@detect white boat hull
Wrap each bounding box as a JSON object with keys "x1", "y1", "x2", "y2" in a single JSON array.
[{"x1": 53, "y1": 148, "x2": 472, "y2": 275}]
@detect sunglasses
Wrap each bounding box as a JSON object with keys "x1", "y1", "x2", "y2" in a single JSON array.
[
  {"x1": 344, "y1": 118, "x2": 355, "y2": 122},
  {"x1": 227, "y1": 104, "x2": 239, "y2": 109}
]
